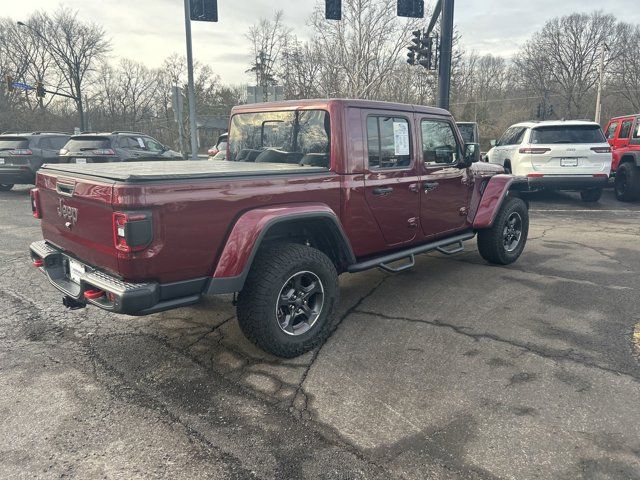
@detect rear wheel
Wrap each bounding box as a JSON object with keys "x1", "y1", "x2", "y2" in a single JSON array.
[
  {"x1": 237, "y1": 243, "x2": 339, "y2": 358},
  {"x1": 614, "y1": 162, "x2": 640, "y2": 202},
  {"x1": 477, "y1": 196, "x2": 528, "y2": 265},
  {"x1": 0, "y1": 184, "x2": 14, "y2": 192},
  {"x1": 503, "y1": 161, "x2": 512, "y2": 174},
  {"x1": 580, "y1": 187, "x2": 602, "y2": 202}
]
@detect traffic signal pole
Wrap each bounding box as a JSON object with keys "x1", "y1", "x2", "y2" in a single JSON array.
[
  {"x1": 438, "y1": 0, "x2": 454, "y2": 111},
  {"x1": 183, "y1": 0, "x2": 199, "y2": 160}
]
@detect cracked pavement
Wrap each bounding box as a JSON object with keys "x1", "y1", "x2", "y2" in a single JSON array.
[{"x1": 1, "y1": 186, "x2": 639, "y2": 479}]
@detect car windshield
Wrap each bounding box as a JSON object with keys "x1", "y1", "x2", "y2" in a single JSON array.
[
  {"x1": 228, "y1": 110, "x2": 330, "y2": 167},
  {"x1": 530, "y1": 125, "x2": 605, "y2": 144},
  {"x1": 0, "y1": 138, "x2": 29, "y2": 150},
  {"x1": 64, "y1": 137, "x2": 111, "y2": 151},
  {"x1": 457, "y1": 124, "x2": 475, "y2": 143}
]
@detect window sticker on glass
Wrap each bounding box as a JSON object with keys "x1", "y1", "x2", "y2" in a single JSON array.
[
  {"x1": 393, "y1": 121, "x2": 410, "y2": 156},
  {"x1": 136, "y1": 137, "x2": 145, "y2": 148}
]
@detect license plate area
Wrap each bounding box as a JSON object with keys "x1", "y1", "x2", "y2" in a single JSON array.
[
  {"x1": 75, "y1": 158, "x2": 87, "y2": 164},
  {"x1": 65, "y1": 257, "x2": 85, "y2": 284},
  {"x1": 560, "y1": 158, "x2": 578, "y2": 167}
]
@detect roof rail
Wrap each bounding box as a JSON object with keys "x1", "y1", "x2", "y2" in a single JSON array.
[
  {"x1": 111, "y1": 131, "x2": 146, "y2": 135},
  {"x1": 30, "y1": 131, "x2": 70, "y2": 135},
  {"x1": 0, "y1": 131, "x2": 24, "y2": 135}
]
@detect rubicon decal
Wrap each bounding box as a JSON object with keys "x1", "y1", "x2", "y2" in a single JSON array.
[{"x1": 57, "y1": 198, "x2": 78, "y2": 225}]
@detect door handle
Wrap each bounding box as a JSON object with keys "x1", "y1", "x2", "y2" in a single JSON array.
[
  {"x1": 409, "y1": 183, "x2": 420, "y2": 193},
  {"x1": 424, "y1": 182, "x2": 439, "y2": 192},
  {"x1": 372, "y1": 187, "x2": 394, "y2": 196}
]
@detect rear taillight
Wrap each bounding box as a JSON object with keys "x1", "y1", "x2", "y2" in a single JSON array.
[
  {"x1": 527, "y1": 173, "x2": 545, "y2": 178},
  {"x1": 59, "y1": 148, "x2": 68, "y2": 155},
  {"x1": 94, "y1": 148, "x2": 115, "y2": 155},
  {"x1": 113, "y1": 212, "x2": 153, "y2": 253},
  {"x1": 519, "y1": 147, "x2": 551, "y2": 154},
  {"x1": 30, "y1": 188, "x2": 41, "y2": 219},
  {"x1": 10, "y1": 149, "x2": 32, "y2": 155},
  {"x1": 591, "y1": 147, "x2": 611, "y2": 154}
]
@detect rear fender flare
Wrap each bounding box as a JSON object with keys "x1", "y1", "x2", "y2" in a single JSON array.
[
  {"x1": 208, "y1": 204, "x2": 354, "y2": 294},
  {"x1": 472, "y1": 175, "x2": 528, "y2": 229},
  {"x1": 619, "y1": 152, "x2": 640, "y2": 168}
]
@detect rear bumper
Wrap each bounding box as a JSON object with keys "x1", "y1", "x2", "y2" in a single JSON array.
[
  {"x1": 526, "y1": 175, "x2": 608, "y2": 190},
  {"x1": 0, "y1": 166, "x2": 35, "y2": 184},
  {"x1": 29, "y1": 240, "x2": 222, "y2": 315}
]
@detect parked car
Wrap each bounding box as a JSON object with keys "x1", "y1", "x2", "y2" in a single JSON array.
[
  {"x1": 29, "y1": 99, "x2": 529, "y2": 358},
  {"x1": 58, "y1": 132, "x2": 182, "y2": 164},
  {"x1": 0, "y1": 132, "x2": 70, "y2": 191},
  {"x1": 604, "y1": 114, "x2": 640, "y2": 201},
  {"x1": 207, "y1": 132, "x2": 228, "y2": 160},
  {"x1": 485, "y1": 120, "x2": 611, "y2": 202}
]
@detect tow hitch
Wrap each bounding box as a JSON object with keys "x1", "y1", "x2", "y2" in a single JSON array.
[{"x1": 63, "y1": 295, "x2": 86, "y2": 310}]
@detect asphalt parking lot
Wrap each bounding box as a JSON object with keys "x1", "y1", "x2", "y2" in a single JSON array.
[{"x1": 1, "y1": 185, "x2": 639, "y2": 479}]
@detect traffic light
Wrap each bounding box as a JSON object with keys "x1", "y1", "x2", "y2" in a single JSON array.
[
  {"x1": 189, "y1": 0, "x2": 218, "y2": 22},
  {"x1": 407, "y1": 47, "x2": 416, "y2": 65},
  {"x1": 418, "y1": 36, "x2": 433, "y2": 69},
  {"x1": 407, "y1": 30, "x2": 422, "y2": 66},
  {"x1": 5, "y1": 75, "x2": 13, "y2": 92},
  {"x1": 36, "y1": 81, "x2": 46, "y2": 98},
  {"x1": 397, "y1": 0, "x2": 424, "y2": 18},
  {"x1": 325, "y1": 0, "x2": 341, "y2": 20}
]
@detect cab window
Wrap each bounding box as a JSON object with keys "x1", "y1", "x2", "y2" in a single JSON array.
[
  {"x1": 619, "y1": 120, "x2": 633, "y2": 139},
  {"x1": 366, "y1": 116, "x2": 411, "y2": 169},
  {"x1": 421, "y1": 120, "x2": 460, "y2": 165},
  {"x1": 606, "y1": 122, "x2": 618, "y2": 140}
]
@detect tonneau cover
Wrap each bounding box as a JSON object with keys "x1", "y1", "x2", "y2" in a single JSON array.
[{"x1": 40, "y1": 160, "x2": 328, "y2": 182}]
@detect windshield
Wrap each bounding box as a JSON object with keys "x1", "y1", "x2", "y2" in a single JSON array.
[
  {"x1": 457, "y1": 124, "x2": 475, "y2": 143},
  {"x1": 64, "y1": 137, "x2": 111, "y2": 151},
  {"x1": 0, "y1": 138, "x2": 29, "y2": 150},
  {"x1": 228, "y1": 110, "x2": 330, "y2": 167},
  {"x1": 531, "y1": 125, "x2": 605, "y2": 144}
]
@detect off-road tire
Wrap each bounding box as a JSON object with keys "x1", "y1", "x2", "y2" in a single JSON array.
[
  {"x1": 614, "y1": 162, "x2": 640, "y2": 202},
  {"x1": 0, "y1": 184, "x2": 14, "y2": 191},
  {"x1": 477, "y1": 196, "x2": 528, "y2": 265},
  {"x1": 237, "y1": 243, "x2": 339, "y2": 358},
  {"x1": 580, "y1": 187, "x2": 602, "y2": 203}
]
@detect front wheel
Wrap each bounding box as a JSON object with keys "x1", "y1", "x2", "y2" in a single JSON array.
[
  {"x1": 477, "y1": 196, "x2": 529, "y2": 265},
  {"x1": 0, "y1": 184, "x2": 14, "y2": 192},
  {"x1": 580, "y1": 187, "x2": 602, "y2": 202},
  {"x1": 237, "y1": 243, "x2": 339, "y2": 358}
]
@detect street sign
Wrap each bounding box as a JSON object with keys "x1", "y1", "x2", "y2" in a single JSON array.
[
  {"x1": 11, "y1": 82, "x2": 33, "y2": 91},
  {"x1": 190, "y1": 0, "x2": 218, "y2": 22}
]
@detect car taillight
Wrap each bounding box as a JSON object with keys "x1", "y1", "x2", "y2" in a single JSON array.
[
  {"x1": 94, "y1": 149, "x2": 115, "y2": 155},
  {"x1": 30, "y1": 188, "x2": 41, "y2": 219},
  {"x1": 10, "y1": 149, "x2": 32, "y2": 155},
  {"x1": 59, "y1": 148, "x2": 69, "y2": 155},
  {"x1": 519, "y1": 147, "x2": 551, "y2": 154},
  {"x1": 113, "y1": 212, "x2": 153, "y2": 253},
  {"x1": 208, "y1": 148, "x2": 218, "y2": 156},
  {"x1": 591, "y1": 147, "x2": 611, "y2": 154},
  {"x1": 527, "y1": 173, "x2": 545, "y2": 178}
]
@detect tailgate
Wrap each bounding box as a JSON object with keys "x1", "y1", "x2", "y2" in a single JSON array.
[{"x1": 37, "y1": 170, "x2": 119, "y2": 274}]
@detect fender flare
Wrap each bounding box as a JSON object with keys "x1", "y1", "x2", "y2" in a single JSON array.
[
  {"x1": 207, "y1": 203, "x2": 354, "y2": 295},
  {"x1": 619, "y1": 152, "x2": 640, "y2": 168},
  {"x1": 472, "y1": 175, "x2": 529, "y2": 229}
]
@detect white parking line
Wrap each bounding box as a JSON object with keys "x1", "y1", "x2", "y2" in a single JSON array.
[{"x1": 531, "y1": 209, "x2": 640, "y2": 213}]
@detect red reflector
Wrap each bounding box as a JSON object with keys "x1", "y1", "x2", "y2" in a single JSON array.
[
  {"x1": 33, "y1": 259, "x2": 44, "y2": 267},
  {"x1": 84, "y1": 289, "x2": 105, "y2": 300},
  {"x1": 593, "y1": 173, "x2": 608, "y2": 178},
  {"x1": 527, "y1": 173, "x2": 545, "y2": 178}
]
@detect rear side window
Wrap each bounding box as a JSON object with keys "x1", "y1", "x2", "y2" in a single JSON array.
[
  {"x1": 421, "y1": 120, "x2": 460, "y2": 165},
  {"x1": 120, "y1": 136, "x2": 146, "y2": 150},
  {"x1": 530, "y1": 125, "x2": 606, "y2": 144},
  {"x1": 228, "y1": 110, "x2": 330, "y2": 166},
  {"x1": 498, "y1": 127, "x2": 526, "y2": 146},
  {"x1": 606, "y1": 122, "x2": 618, "y2": 139},
  {"x1": 634, "y1": 121, "x2": 640, "y2": 139},
  {"x1": 0, "y1": 138, "x2": 29, "y2": 150},
  {"x1": 366, "y1": 116, "x2": 411, "y2": 169},
  {"x1": 64, "y1": 137, "x2": 111, "y2": 151}
]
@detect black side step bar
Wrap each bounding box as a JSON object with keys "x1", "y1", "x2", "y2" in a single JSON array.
[{"x1": 348, "y1": 232, "x2": 475, "y2": 273}]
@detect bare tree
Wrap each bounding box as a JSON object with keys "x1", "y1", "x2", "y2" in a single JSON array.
[
  {"x1": 609, "y1": 22, "x2": 640, "y2": 112},
  {"x1": 245, "y1": 11, "x2": 290, "y2": 93}
]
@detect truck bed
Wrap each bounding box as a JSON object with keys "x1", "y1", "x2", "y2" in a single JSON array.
[{"x1": 41, "y1": 160, "x2": 328, "y2": 182}]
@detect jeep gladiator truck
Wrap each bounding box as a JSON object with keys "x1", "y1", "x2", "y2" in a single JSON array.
[
  {"x1": 604, "y1": 114, "x2": 640, "y2": 201},
  {"x1": 29, "y1": 99, "x2": 529, "y2": 358}
]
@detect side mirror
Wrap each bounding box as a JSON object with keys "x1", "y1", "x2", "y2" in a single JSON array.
[
  {"x1": 460, "y1": 143, "x2": 480, "y2": 168},
  {"x1": 490, "y1": 139, "x2": 497, "y2": 147}
]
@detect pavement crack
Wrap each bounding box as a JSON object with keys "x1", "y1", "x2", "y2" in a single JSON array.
[
  {"x1": 355, "y1": 309, "x2": 640, "y2": 382},
  {"x1": 182, "y1": 314, "x2": 235, "y2": 351}
]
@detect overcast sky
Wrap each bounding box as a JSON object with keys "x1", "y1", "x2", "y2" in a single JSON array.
[{"x1": 3, "y1": 0, "x2": 639, "y2": 85}]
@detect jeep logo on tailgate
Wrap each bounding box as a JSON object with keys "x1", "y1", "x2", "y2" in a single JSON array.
[{"x1": 57, "y1": 198, "x2": 78, "y2": 225}]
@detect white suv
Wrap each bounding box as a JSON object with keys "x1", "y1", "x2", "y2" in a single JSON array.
[{"x1": 486, "y1": 120, "x2": 612, "y2": 202}]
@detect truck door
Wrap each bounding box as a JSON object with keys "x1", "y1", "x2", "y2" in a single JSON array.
[
  {"x1": 362, "y1": 112, "x2": 420, "y2": 247},
  {"x1": 417, "y1": 116, "x2": 471, "y2": 238}
]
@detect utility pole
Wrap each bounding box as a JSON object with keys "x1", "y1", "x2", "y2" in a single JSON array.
[
  {"x1": 438, "y1": 0, "x2": 454, "y2": 111},
  {"x1": 594, "y1": 42, "x2": 608, "y2": 124},
  {"x1": 183, "y1": 0, "x2": 199, "y2": 160}
]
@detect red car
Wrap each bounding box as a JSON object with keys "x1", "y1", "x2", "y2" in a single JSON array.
[
  {"x1": 604, "y1": 114, "x2": 640, "y2": 201},
  {"x1": 29, "y1": 99, "x2": 529, "y2": 357}
]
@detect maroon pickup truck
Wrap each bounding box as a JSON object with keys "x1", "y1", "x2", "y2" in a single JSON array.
[{"x1": 29, "y1": 99, "x2": 529, "y2": 357}]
